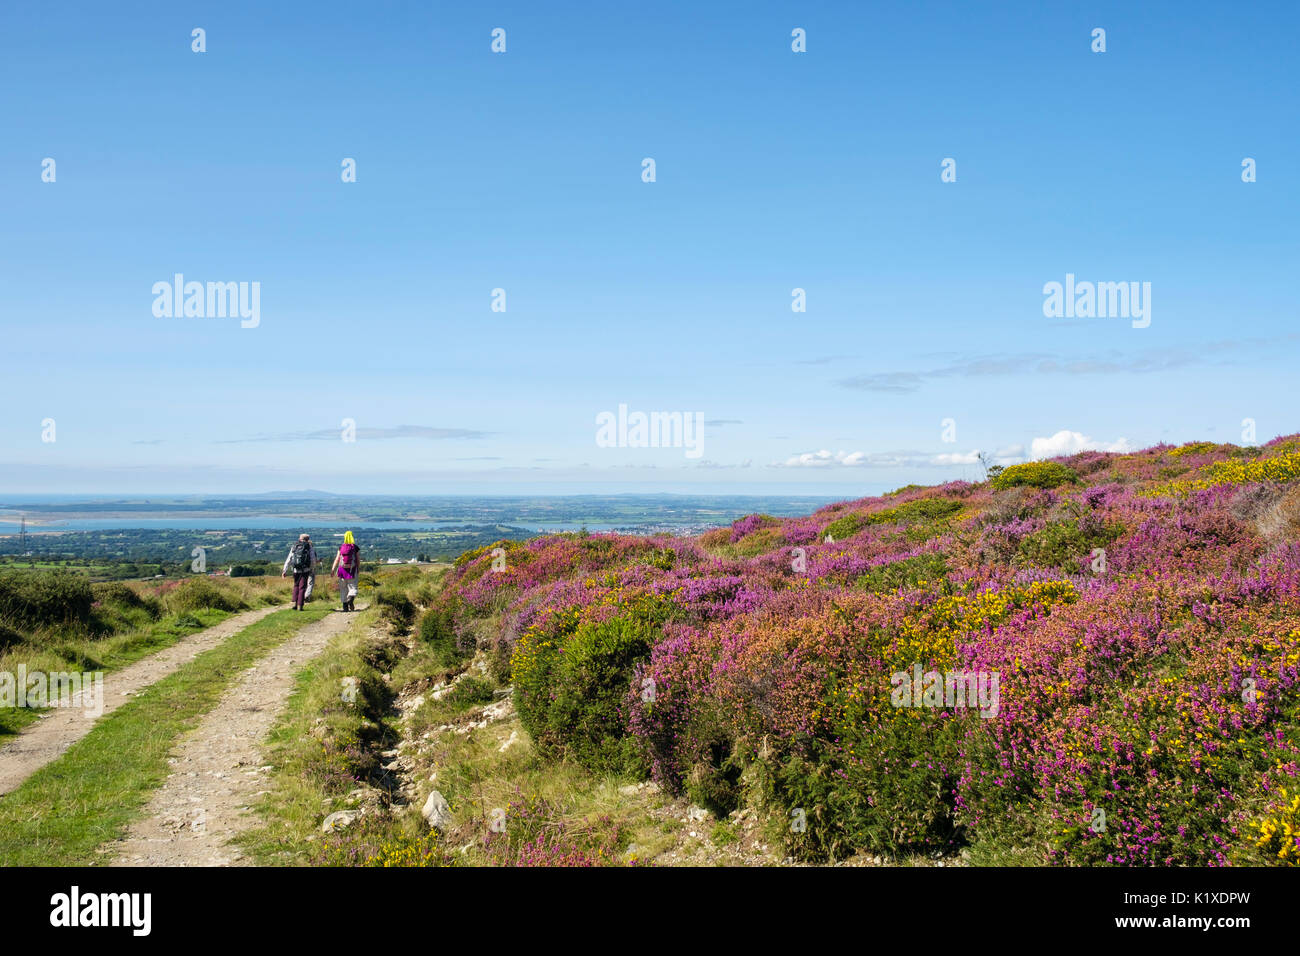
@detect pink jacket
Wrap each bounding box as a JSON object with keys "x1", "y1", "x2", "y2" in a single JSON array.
[{"x1": 337, "y1": 543, "x2": 359, "y2": 579}]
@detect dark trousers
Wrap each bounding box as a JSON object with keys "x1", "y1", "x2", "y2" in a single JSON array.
[{"x1": 292, "y1": 572, "x2": 312, "y2": 608}]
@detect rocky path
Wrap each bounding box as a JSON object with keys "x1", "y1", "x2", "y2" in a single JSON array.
[
  {"x1": 110, "y1": 610, "x2": 358, "y2": 866},
  {"x1": 0, "y1": 606, "x2": 282, "y2": 797}
]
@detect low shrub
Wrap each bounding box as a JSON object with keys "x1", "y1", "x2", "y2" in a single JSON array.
[
  {"x1": 854, "y1": 553, "x2": 951, "y2": 594},
  {"x1": 825, "y1": 498, "x2": 963, "y2": 541},
  {"x1": 822, "y1": 514, "x2": 864, "y2": 541},
  {"x1": 411, "y1": 577, "x2": 440, "y2": 607},
  {"x1": 697, "y1": 527, "x2": 731, "y2": 550},
  {"x1": 1168, "y1": 441, "x2": 1218, "y2": 459},
  {"x1": 879, "y1": 497, "x2": 963, "y2": 525},
  {"x1": 762, "y1": 716, "x2": 967, "y2": 861},
  {"x1": 165, "y1": 578, "x2": 244, "y2": 614},
  {"x1": 418, "y1": 603, "x2": 472, "y2": 665},
  {"x1": 446, "y1": 676, "x2": 495, "y2": 708},
  {"x1": 726, "y1": 527, "x2": 783, "y2": 557},
  {"x1": 1016, "y1": 517, "x2": 1121, "y2": 571},
  {"x1": 991, "y1": 461, "x2": 1078, "y2": 490},
  {"x1": 729, "y1": 514, "x2": 776, "y2": 542},
  {"x1": 887, "y1": 484, "x2": 924, "y2": 496},
  {"x1": 90, "y1": 581, "x2": 152, "y2": 611},
  {"x1": 88, "y1": 581, "x2": 164, "y2": 636},
  {"x1": 645, "y1": 547, "x2": 676, "y2": 571},
  {"x1": 0, "y1": 569, "x2": 94, "y2": 630},
  {"x1": 512, "y1": 598, "x2": 666, "y2": 773}
]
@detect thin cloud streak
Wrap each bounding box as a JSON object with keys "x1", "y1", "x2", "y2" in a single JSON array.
[
  {"x1": 836, "y1": 338, "x2": 1296, "y2": 394},
  {"x1": 216, "y1": 425, "x2": 490, "y2": 444}
]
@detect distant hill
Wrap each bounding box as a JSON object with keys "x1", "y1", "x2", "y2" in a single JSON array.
[{"x1": 242, "y1": 490, "x2": 343, "y2": 499}]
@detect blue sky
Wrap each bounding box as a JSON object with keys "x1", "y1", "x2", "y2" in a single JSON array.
[{"x1": 2, "y1": 1, "x2": 1297, "y2": 495}]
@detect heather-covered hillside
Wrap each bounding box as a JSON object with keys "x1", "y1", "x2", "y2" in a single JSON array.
[{"x1": 430, "y1": 437, "x2": 1300, "y2": 866}]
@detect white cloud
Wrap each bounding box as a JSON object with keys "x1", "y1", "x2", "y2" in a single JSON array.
[
  {"x1": 776, "y1": 448, "x2": 953, "y2": 469},
  {"x1": 1030, "y1": 430, "x2": 1131, "y2": 459},
  {"x1": 932, "y1": 450, "x2": 982, "y2": 466},
  {"x1": 778, "y1": 449, "x2": 862, "y2": 468},
  {"x1": 776, "y1": 449, "x2": 925, "y2": 468}
]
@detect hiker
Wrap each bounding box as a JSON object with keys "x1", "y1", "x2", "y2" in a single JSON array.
[
  {"x1": 331, "y1": 530, "x2": 361, "y2": 611},
  {"x1": 280, "y1": 533, "x2": 318, "y2": 610}
]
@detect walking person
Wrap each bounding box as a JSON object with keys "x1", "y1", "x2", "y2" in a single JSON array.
[
  {"x1": 332, "y1": 530, "x2": 361, "y2": 611},
  {"x1": 281, "y1": 533, "x2": 318, "y2": 610}
]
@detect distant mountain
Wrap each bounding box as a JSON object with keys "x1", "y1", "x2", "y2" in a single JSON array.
[{"x1": 242, "y1": 490, "x2": 343, "y2": 500}]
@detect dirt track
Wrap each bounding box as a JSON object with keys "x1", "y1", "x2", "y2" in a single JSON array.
[{"x1": 110, "y1": 610, "x2": 357, "y2": 866}]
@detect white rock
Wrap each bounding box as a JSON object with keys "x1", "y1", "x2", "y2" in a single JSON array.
[
  {"x1": 421, "y1": 790, "x2": 452, "y2": 830},
  {"x1": 482, "y1": 700, "x2": 513, "y2": 721},
  {"x1": 321, "y1": 810, "x2": 359, "y2": 833}
]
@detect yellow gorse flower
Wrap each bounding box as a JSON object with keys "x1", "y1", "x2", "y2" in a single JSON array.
[{"x1": 1144, "y1": 450, "x2": 1300, "y2": 497}]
